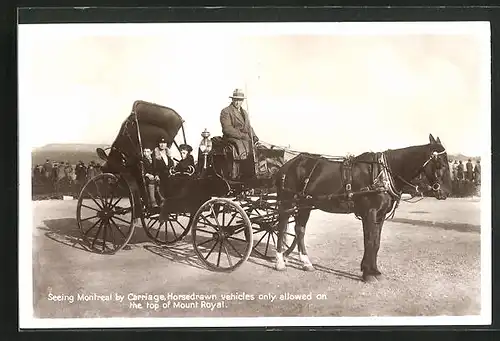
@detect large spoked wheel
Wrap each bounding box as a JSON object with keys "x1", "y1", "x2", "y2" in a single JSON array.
[
  {"x1": 244, "y1": 199, "x2": 297, "y2": 261},
  {"x1": 192, "y1": 198, "x2": 253, "y2": 272},
  {"x1": 141, "y1": 212, "x2": 192, "y2": 245},
  {"x1": 76, "y1": 173, "x2": 135, "y2": 254}
]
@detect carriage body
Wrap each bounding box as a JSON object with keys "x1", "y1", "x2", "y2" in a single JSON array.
[{"x1": 76, "y1": 100, "x2": 297, "y2": 271}]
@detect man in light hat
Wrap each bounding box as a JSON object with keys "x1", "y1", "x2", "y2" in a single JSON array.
[{"x1": 220, "y1": 88, "x2": 259, "y2": 179}]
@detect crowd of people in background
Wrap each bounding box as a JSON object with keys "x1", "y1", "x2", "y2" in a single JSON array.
[
  {"x1": 32, "y1": 159, "x2": 103, "y2": 198},
  {"x1": 448, "y1": 158, "x2": 481, "y2": 197}
]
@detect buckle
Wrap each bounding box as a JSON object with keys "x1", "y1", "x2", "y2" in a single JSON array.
[{"x1": 346, "y1": 184, "x2": 351, "y2": 191}]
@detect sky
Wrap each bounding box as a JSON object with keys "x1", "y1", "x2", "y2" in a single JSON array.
[{"x1": 18, "y1": 22, "x2": 491, "y2": 158}]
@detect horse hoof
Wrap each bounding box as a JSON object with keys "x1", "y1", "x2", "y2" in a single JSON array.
[
  {"x1": 375, "y1": 274, "x2": 385, "y2": 282},
  {"x1": 275, "y1": 263, "x2": 286, "y2": 271},
  {"x1": 362, "y1": 274, "x2": 378, "y2": 283},
  {"x1": 303, "y1": 264, "x2": 315, "y2": 272}
]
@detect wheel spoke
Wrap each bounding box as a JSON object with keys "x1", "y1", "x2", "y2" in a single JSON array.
[
  {"x1": 199, "y1": 213, "x2": 219, "y2": 229},
  {"x1": 222, "y1": 203, "x2": 226, "y2": 226},
  {"x1": 210, "y1": 206, "x2": 222, "y2": 229},
  {"x1": 84, "y1": 219, "x2": 101, "y2": 236},
  {"x1": 253, "y1": 230, "x2": 268, "y2": 249},
  {"x1": 216, "y1": 241, "x2": 223, "y2": 267},
  {"x1": 112, "y1": 215, "x2": 132, "y2": 225},
  {"x1": 227, "y1": 236, "x2": 247, "y2": 243},
  {"x1": 102, "y1": 220, "x2": 108, "y2": 252},
  {"x1": 109, "y1": 217, "x2": 127, "y2": 239},
  {"x1": 91, "y1": 221, "x2": 104, "y2": 249},
  {"x1": 225, "y1": 211, "x2": 239, "y2": 227},
  {"x1": 221, "y1": 241, "x2": 233, "y2": 267},
  {"x1": 155, "y1": 222, "x2": 162, "y2": 240},
  {"x1": 264, "y1": 231, "x2": 271, "y2": 256},
  {"x1": 197, "y1": 238, "x2": 215, "y2": 247},
  {"x1": 173, "y1": 219, "x2": 188, "y2": 232},
  {"x1": 93, "y1": 179, "x2": 106, "y2": 208},
  {"x1": 224, "y1": 238, "x2": 243, "y2": 258},
  {"x1": 204, "y1": 238, "x2": 219, "y2": 260},
  {"x1": 86, "y1": 191, "x2": 104, "y2": 210},
  {"x1": 194, "y1": 228, "x2": 215, "y2": 235},
  {"x1": 108, "y1": 197, "x2": 123, "y2": 210},
  {"x1": 80, "y1": 215, "x2": 98, "y2": 222},
  {"x1": 169, "y1": 220, "x2": 178, "y2": 239},
  {"x1": 81, "y1": 204, "x2": 100, "y2": 212},
  {"x1": 147, "y1": 218, "x2": 157, "y2": 230}
]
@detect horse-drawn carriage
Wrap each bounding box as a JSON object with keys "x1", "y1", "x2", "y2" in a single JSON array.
[
  {"x1": 77, "y1": 99, "x2": 453, "y2": 280},
  {"x1": 76, "y1": 100, "x2": 297, "y2": 272}
]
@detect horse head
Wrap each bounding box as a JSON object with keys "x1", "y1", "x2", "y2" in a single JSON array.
[{"x1": 419, "y1": 134, "x2": 453, "y2": 200}]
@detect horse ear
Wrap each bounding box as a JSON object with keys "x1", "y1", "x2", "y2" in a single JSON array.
[
  {"x1": 436, "y1": 136, "x2": 441, "y2": 144},
  {"x1": 429, "y1": 134, "x2": 436, "y2": 144}
]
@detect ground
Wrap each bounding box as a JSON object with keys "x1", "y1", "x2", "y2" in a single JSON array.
[{"x1": 31, "y1": 197, "x2": 482, "y2": 318}]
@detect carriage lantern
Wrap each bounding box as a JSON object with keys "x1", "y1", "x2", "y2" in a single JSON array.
[{"x1": 199, "y1": 128, "x2": 212, "y2": 169}]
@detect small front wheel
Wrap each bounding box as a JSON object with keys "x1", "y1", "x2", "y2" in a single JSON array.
[{"x1": 191, "y1": 198, "x2": 253, "y2": 272}]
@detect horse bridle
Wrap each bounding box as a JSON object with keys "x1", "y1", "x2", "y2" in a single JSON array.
[{"x1": 396, "y1": 149, "x2": 447, "y2": 195}]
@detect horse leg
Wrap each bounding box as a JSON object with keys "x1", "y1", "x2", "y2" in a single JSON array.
[
  {"x1": 295, "y1": 208, "x2": 314, "y2": 271},
  {"x1": 360, "y1": 208, "x2": 382, "y2": 282},
  {"x1": 274, "y1": 204, "x2": 292, "y2": 271},
  {"x1": 371, "y1": 214, "x2": 385, "y2": 281}
]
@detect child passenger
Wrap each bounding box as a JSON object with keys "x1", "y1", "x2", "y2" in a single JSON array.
[
  {"x1": 174, "y1": 144, "x2": 195, "y2": 174},
  {"x1": 143, "y1": 148, "x2": 163, "y2": 208}
]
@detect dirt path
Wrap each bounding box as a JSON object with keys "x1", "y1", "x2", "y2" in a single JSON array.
[{"x1": 31, "y1": 197, "x2": 482, "y2": 318}]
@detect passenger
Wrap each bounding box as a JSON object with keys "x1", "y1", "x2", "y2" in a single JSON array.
[
  {"x1": 143, "y1": 148, "x2": 162, "y2": 208},
  {"x1": 174, "y1": 144, "x2": 195, "y2": 175},
  {"x1": 154, "y1": 136, "x2": 174, "y2": 184}
]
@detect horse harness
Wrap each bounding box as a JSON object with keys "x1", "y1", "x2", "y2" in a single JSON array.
[{"x1": 283, "y1": 152, "x2": 402, "y2": 220}]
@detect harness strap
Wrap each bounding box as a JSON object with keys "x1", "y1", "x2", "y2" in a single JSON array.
[
  {"x1": 301, "y1": 159, "x2": 321, "y2": 196},
  {"x1": 341, "y1": 157, "x2": 354, "y2": 198}
]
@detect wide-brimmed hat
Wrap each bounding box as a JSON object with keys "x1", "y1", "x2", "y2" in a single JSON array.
[
  {"x1": 179, "y1": 144, "x2": 193, "y2": 153},
  {"x1": 229, "y1": 88, "x2": 246, "y2": 100}
]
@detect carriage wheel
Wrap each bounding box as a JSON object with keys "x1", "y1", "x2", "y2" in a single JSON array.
[
  {"x1": 251, "y1": 213, "x2": 297, "y2": 260},
  {"x1": 141, "y1": 212, "x2": 192, "y2": 245},
  {"x1": 192, "y1": 198, "x2": 253, "y2": 272},
  {"x1": 76, "y1": 173, "x2": 135, "y2": 254}
]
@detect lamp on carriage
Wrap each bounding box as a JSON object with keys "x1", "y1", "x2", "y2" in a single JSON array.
[{"x1": 199, "y1": 128, "x2": 212, "y2": 169}]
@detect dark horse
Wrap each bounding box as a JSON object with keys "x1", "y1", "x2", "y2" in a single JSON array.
[{"x1": 274, "y1": 134, "x2": 453, "y2": 282}]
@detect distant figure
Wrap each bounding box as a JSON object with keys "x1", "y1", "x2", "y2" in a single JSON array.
[
  {"x1": 466, "y1": 159, "x2": 473, "y2": 181},
  {"x1": 457, "y1": 161, "x2": 464, "y2": 181},
  {"x1": 64, "y1": 162, "x2": 74, "y2": 183},
  {"x1": 452, "y1": 160, "x2": 459, "y2": 181},
  {"x1": 43, "y1": 159, "x2": 52, "y2": 180},
  {"x1": 474, "y1": 160, "x2": 481, "y2": 185},
  {"x1": 95, "y1": 163, "x2": 102, "y2": 175},
  {"x1": 75, "y1": 161, "x2": 87, "y2": 191},
  {"x1": 449, "y1": 160, "x2": 455, "y2": 181},
  {"x1": 86, "y1": 161, "x2": 98, "y2": 180}
]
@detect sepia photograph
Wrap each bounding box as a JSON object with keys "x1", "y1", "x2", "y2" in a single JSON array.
[{"x1": 18, "y1": 21, "x2": 491, "y2": 328}]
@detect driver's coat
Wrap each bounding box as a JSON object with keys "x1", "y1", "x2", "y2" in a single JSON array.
[{"x1": 220, "y1": 103, "x2": 258, "y2": 160}]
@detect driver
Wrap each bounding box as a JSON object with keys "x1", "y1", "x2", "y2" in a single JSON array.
[{"x1": 220, "y1": 88, "x2": 259, "y2": 179}]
